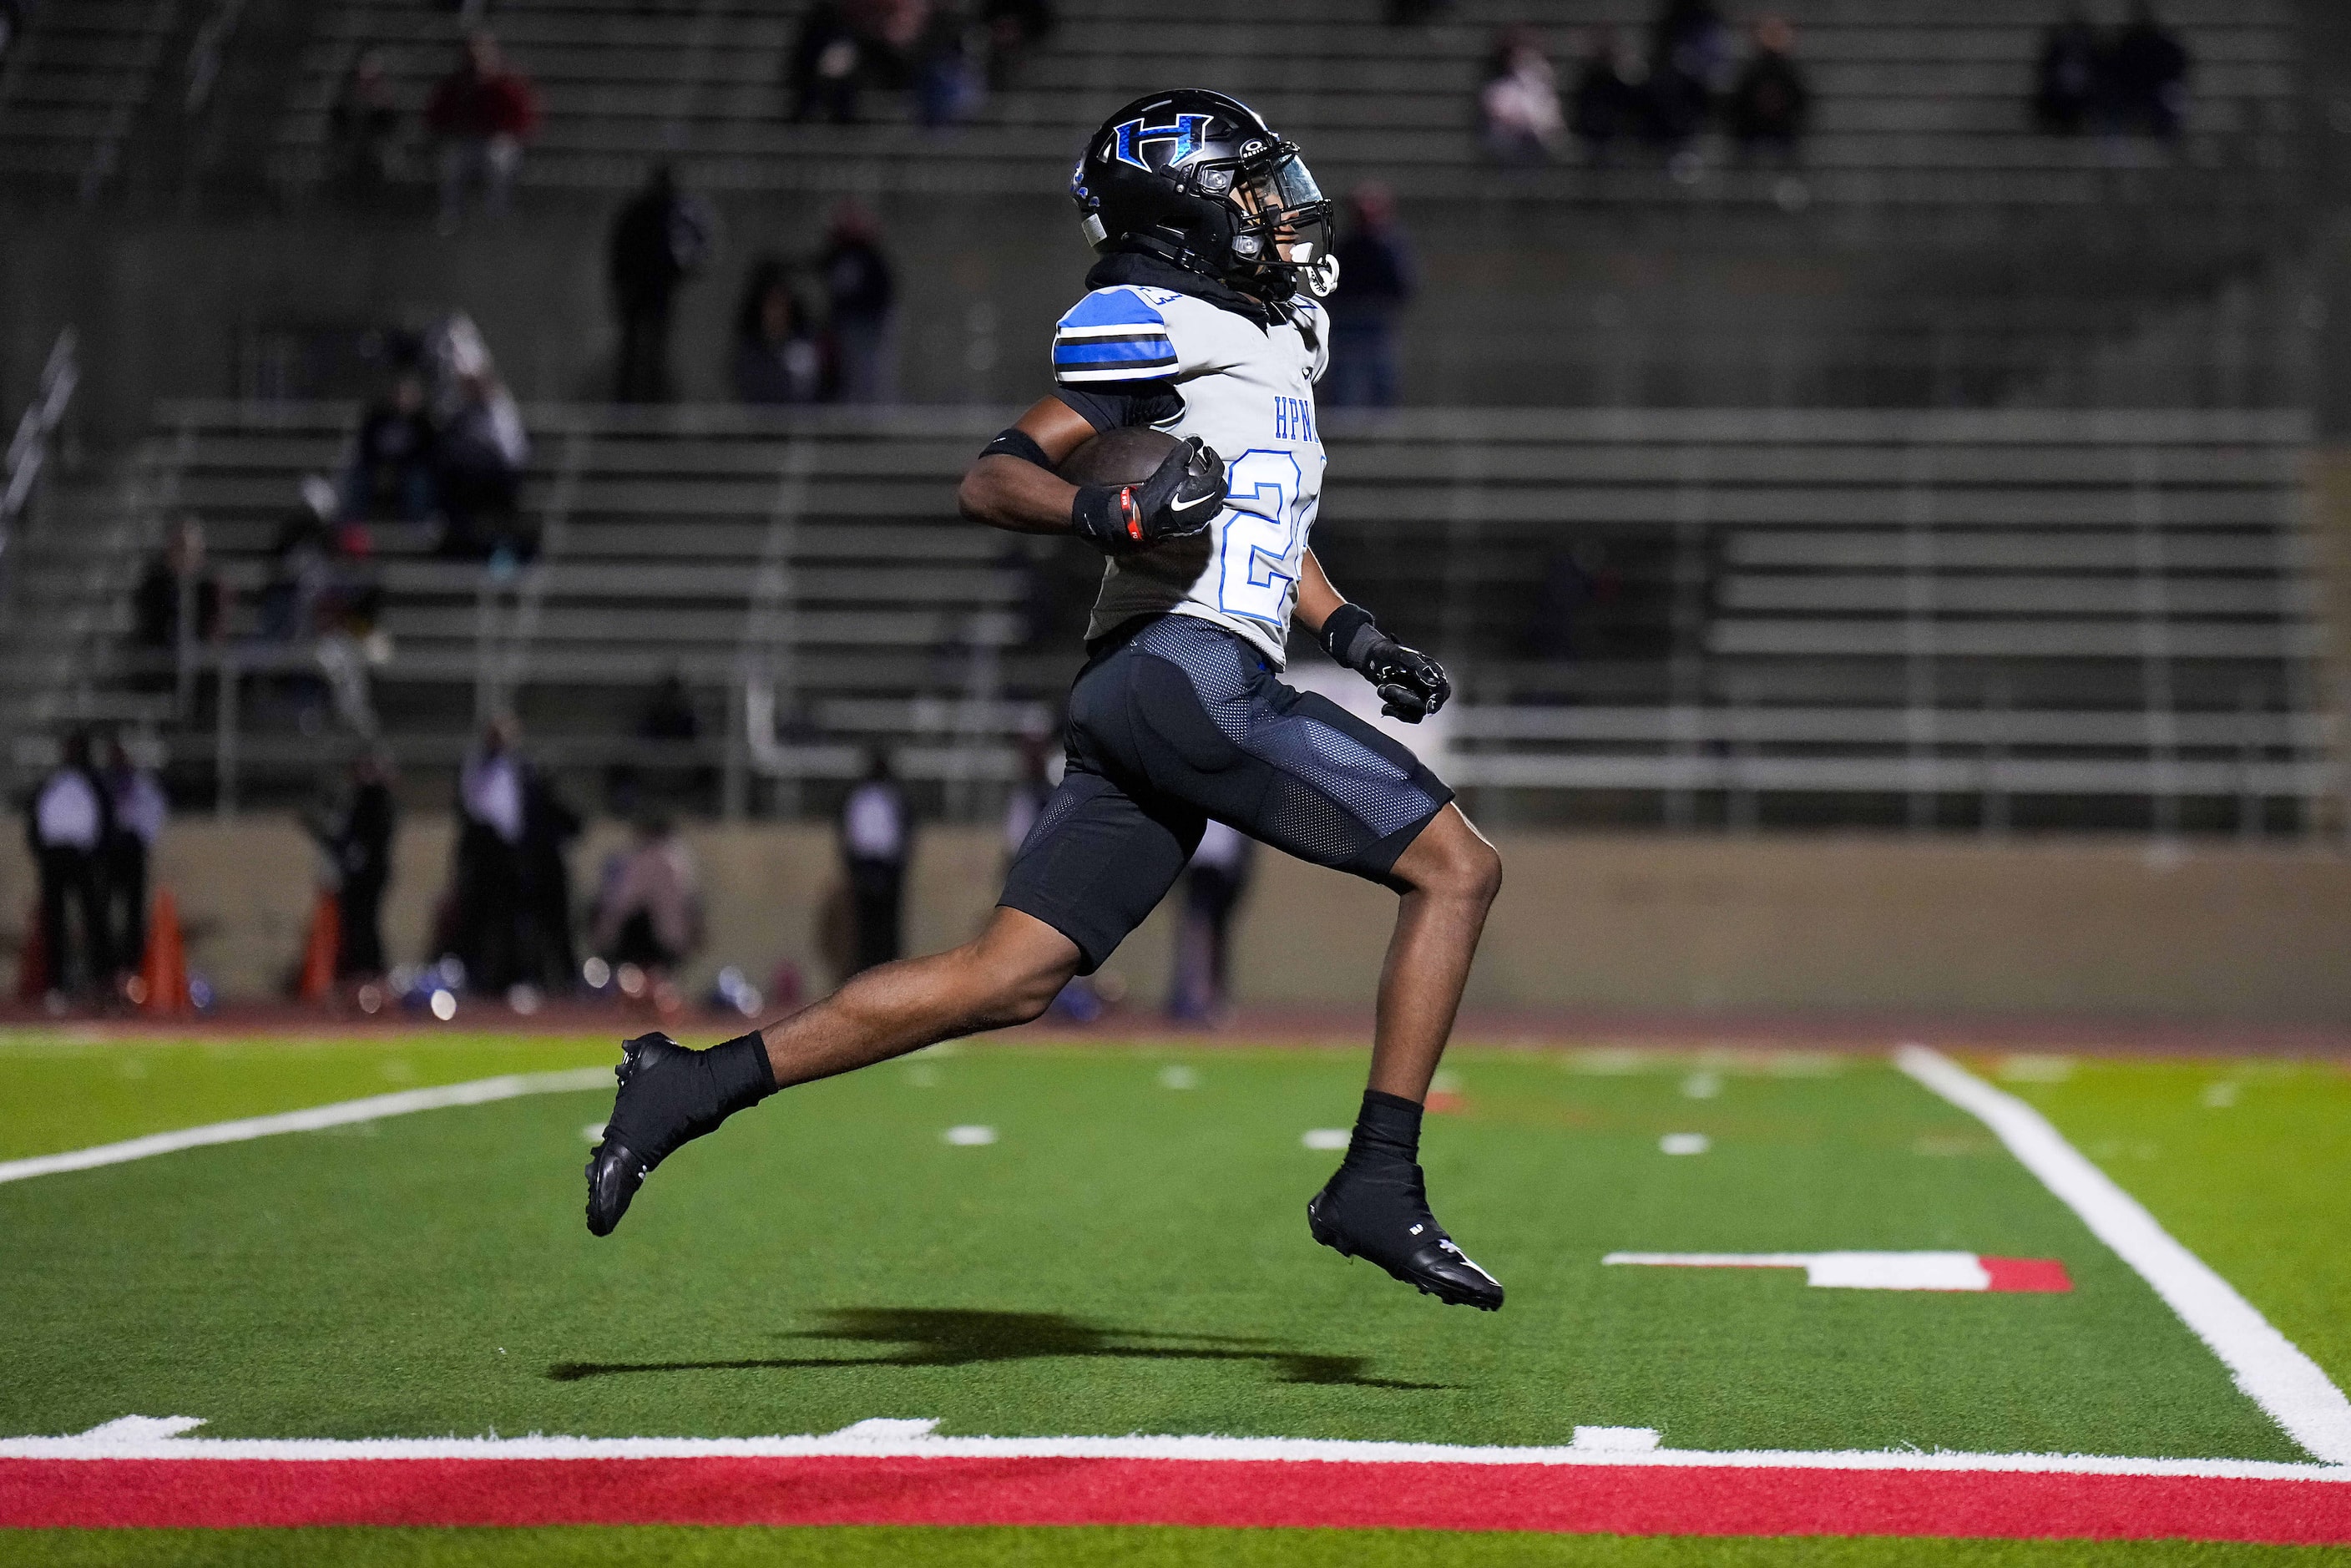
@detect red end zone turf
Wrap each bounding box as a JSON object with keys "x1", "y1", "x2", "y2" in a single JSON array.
[{"x1": 4, "y1": 1458, "x2": 2348, "y2": 1544}]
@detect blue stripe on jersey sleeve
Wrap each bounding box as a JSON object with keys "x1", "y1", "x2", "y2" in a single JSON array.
[
  {"x1": 1052, "y1": 336, "x2": 1176, "y2": 367},
  {"x1": 1057, "y1": 287, "x2": 1168, "y2": 333}
]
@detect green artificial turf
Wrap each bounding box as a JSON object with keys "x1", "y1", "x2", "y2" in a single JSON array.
[
  {"x1": 1985, "y1": 1055, "x2": 2351, "y2": 1393},
  {"x1": 0, "y1": 1043, "x2": 2298, "y2": 1460},
  {"x1": 0, "y1": 1030, "x2": 613, "y2": 1161},
  {"x1": 0, "y1": 1528, "x2": 2343, "y2": 1568}
]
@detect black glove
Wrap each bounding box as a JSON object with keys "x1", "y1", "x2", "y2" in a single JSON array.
[
  {"x1": 1320, "y1": 604, "x2": 1450, "y2": 723},
  {"x1": 1069, "y1": 437, "x2": 1226, "y2": 555}
]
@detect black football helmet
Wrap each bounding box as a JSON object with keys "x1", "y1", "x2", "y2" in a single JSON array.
[{"x1": 1069, "y1": 89, "x2": 1338, "y2": 304}]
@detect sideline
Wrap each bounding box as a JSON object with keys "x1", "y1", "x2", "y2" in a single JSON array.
[
  {"x1": 1, "y1": 1436, "x2": 2346, "y2": 1540},
  {"x1": 1895, "y1": 1044, "x2": 2351, "y2": 1468},
  {"x1": 0, "y1": 1068, "x2": 613, "y2": 1187}
]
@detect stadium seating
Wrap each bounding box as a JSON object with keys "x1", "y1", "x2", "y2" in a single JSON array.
[
  {"x1": 0, "y1": 0, "x2": 183, "y2": 191},
  {"x1": 8, "y1": 402, "x2": 2321, "y2": 834},
  {"x1": 253, "y1": 0, "x2": 2298, "y2": 204}
]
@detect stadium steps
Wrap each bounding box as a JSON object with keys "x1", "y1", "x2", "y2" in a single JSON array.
[
  {"x1": 253, "y1": 0, "x2": 2303, "y2": 206},
  {"x1": 41, "y1": 401, "x2": 2326, "y2": 833}
]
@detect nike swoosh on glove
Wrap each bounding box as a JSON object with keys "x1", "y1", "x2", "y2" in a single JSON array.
[{"x1": 1071, "y1": 438, "x2": 1227, "y2": 554}]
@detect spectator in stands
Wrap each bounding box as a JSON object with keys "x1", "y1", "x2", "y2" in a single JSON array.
[
  {"x1": 731, "y1": 257, "x2": 827, "y2": 404},
  {"x1": 99, "y1": 736, "x2": 165, "y2": 988},
  {"x1": 2102, "y1": 3, "x2": 2190, "y2": 141},
  {"x1": 822, "y1": 200, "x2": 899, "y2": 405},
  {"x1": 592, "y1": 813, "x2": 703, "y2": 979},
  {"x1": 980, "y1": 0, "x2": 1054, "y2": 89},
  {"x1": 839, "y1": 747, "x2": 909, "y2": 975},
  {"x1": 308, "y1": 748, "x2": 395, "y2": 981},
  {"x1": 1479, "y1": 26, "x2": 1565, "y2": 167},
  {"x1": 427, "y1": 30, "x2": 538, "y2": 230},
  {"x1": 256, "y1": 477, "x2": 340, "y2": 645},
  {"x1": 1569, "y1": 26, "x2": 1645, "y2": 166},
  {"x1": 608, "y1": 164, "x2": 716, "y2": 404},
  {"x1": 913, "y1": 4, "x2": 984, "y2": 128},
  {"x1": 0, "y1": 0, "x2": 22, "y2": 67},
  {"x1": 26, "y1": 732, "x2": 111, "y2": 1004},
  {"x1": 518, "y1": 765, "x2": 582, "y2": 994},
  {"x1": 787, "y1": 2, "x2": 869, "y2": 123},
  {"x1": 434, "y1": 368, "x2": 533, "y2": 560},
  {"x1": 342, "y1": 371, "x2": 438, "y2": 524},
  {"x1": 2035, "y1": 11, "x2": 2101, "y2": 135},
  {"x1": 451, "y1": 716, "x2": 527, "y2": 993},
  {"x1": 329, "y1": 48, "x2": 403, "y2": 202},
  {"x1": 131, "y1": 516, "x2": 223, "y2": 689},
  {"x1": 1166, "y1": 822, "x2": 1252, "y2": 1023},
  {"x1": 1646, "y1": 0, "x2": 1729, "y2": 151},
  {"x1": 608, "y1": 669, "x2": 701, "y2": 816},
  {"x1": 1727, "y1": 16, "x2": 1810, "y2": 164},
  {"x1": 1383, "y1": 0, "x2": 1451, "y2": 24},
  {"x1": 1324, "y1": 184, "x2": 1416, "y2": 409}
]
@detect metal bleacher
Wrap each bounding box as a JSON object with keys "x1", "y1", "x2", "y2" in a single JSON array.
[
  {"x1": 265, "y1": 0, "x2": 2303, "y2": 206},
  {"x1": 0, "y1": 0, "x2": 183, "y2": 196},
  {"x1": 37, "y1": 402, "x2": 2331, "y2": 836}
]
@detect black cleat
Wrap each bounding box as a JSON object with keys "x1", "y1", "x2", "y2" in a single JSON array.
[
  {"x1": 1307, "y1": 1161, "x2": 1504, "y2": 1311},
  {"x1": 584, "y1": 1032, "x2": 693, "y2": 1237}
]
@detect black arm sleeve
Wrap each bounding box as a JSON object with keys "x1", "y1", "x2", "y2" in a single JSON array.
[{"x1": 1051, "y1": 381, "x2": 1185, "y2": 433}]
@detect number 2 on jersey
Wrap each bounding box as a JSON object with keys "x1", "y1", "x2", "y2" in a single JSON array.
[{"x1": 1218, "y1": 449, "x2": 1303, "y2": 626}]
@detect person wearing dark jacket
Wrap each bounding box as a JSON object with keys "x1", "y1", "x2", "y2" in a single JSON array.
[
  {"x1": 1324, "y1": 185, "x2": 1416, "y2": 409},
  {"x1": 26, "y1": 732, "x2": 111, "y2": 1001},
  {"x1": 821, "y1": 201, "x2": 898, "y2": 405},
  {"x1": 608, "y1": 164, "x2": 715, "y2": 403},
  {"x1": 519, "y1": 766, "x2": 583, "y2": 992},
  {"x1": 2035, "y1": 11, "x2": 2101, "y2": 135},
  {"x1": 312, "y1": 749, "x2": 396, "y2": 979},
  {"x1": 99, "y1": 737, "x2": 165, "y2": 984},
  {"x1": 1727, "y1": 16, "x2": 1810, "y2": 163},
  {"x1": 2102, "y1": 2, "x2": 2190, "y2": 140},
  {"x1": 343, "y1": 372, "x2": 438, "y2": 523},
  {"x1": 838, "y1": 748, "x2": 910, "y2": 975}
]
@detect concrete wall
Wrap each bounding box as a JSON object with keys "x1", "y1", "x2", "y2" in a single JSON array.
[{"x1": 3, "y1": 820, "x2": 2347, "y2": 1022}]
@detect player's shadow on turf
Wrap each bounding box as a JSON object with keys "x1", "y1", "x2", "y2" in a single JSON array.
[{"x1": 547, "y1": 1308, "x2": 1443, "y2": 1391}]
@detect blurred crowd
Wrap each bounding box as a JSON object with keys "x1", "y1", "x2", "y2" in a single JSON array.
[
  {"x1": 1478, "y1": 2, "x2": 1812, "y2": 170},
  {"x1": 2035, "y1": 4, "x2": 2192, "y2": 141}
]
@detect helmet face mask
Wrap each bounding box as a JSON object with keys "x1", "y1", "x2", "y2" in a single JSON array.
[{"x1": 1072, "y1": 90, "x2": 1339, "y2": 304}]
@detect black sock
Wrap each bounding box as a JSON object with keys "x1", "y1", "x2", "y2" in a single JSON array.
[
  {"x1": 1342, "y1": 1089, "x2": 1423, "y2": 1171},
  {"x1": 704, "y1": 1032, "x2": 779, "y2": 1118}
]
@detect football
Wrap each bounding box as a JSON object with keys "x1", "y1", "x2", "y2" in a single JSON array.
[{"x1": 1057, "y1": 425, "x2": 1181, "y2": 487}]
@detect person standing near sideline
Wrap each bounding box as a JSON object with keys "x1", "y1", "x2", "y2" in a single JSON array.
[
  {"x1": 26, "y1": 733, "x2": 111, "y2": 1004},
  {"x1": 99, "y1": 737, "x2": 166, "y2": 988},
  {"x1": 1167, "y1": 820, "x2": 1254, "y2": 1023},
  {"x1": 312, "y1": 749, "x2": 396, "y2": 981},
  {"x1": 839, "y1": 749, "x2": 910, "y2": 975}
]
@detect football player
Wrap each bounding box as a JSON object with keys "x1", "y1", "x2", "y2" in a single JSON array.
[{"x1": 586, "y1": 89, "x2": 1505, "y2": 1311}]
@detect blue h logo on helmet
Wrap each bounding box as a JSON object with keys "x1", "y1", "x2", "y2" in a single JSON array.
[{"x1": 1112, "y1": 114, "x2": 1207, "y2": 171}]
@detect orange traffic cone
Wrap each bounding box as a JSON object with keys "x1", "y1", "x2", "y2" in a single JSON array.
[
  {"x1": 16, "y1": 899, "x2": 48, "y2": 1004},
  {"x1": 296, "y1": 888, "x2": 340, "y2": 1004},
  {"x1": 139, "y1": 888, "x2": 189, "y2": 1014}
]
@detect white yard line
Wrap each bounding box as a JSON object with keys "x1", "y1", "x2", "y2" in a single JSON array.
[
  {"x1": 0, "y1": 1069, "x2": 614, "y2": 1187},
  {"x1": 1895, "y1": 1044, "x2": 2351, "y2": 1467},
  {"x1": 0, "y1": 1428, "x2": 2346, "y2": 1479}
]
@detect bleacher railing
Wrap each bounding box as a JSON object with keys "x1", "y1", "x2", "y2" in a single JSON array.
[
  {"x1": 128, "y1": 400, "x2": 2339, "y2": 838},
  {"x1": 0, "y1": 328, "x2": 79, "y2": 571}
]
